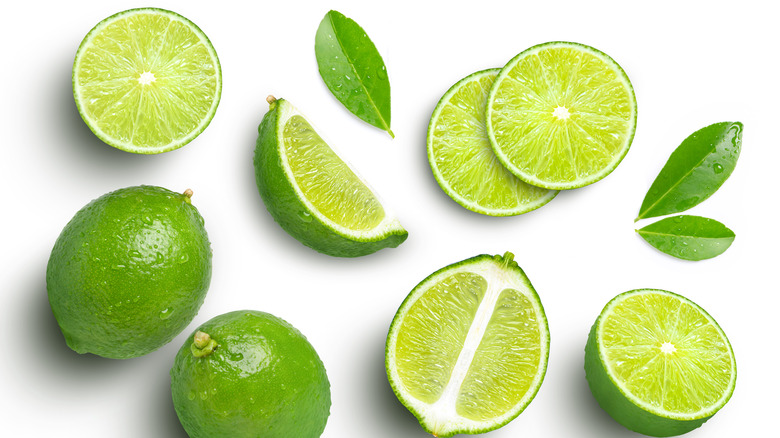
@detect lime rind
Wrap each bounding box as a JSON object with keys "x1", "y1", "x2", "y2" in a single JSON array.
[
  {"x1": 73, "y1": 8, "x2": 222, "y2": 154},
  {"x1": 486, "y1": 41, "x2": 637, "y2": 190},
  {"x1": 427, "y1": 69, "x2": 558, "y2": 216},
  {"x1": 585, "y1": 289, "x2": 736, "y2": 436},
  {"x1": 386, "y1": 254, "x2": 549, "y2": 436},
  {"x1": 254, "y1": 98, "x2": 407, "y2": 257}
]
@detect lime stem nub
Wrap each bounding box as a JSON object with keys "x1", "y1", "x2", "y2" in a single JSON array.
[
  {"x1": 266, "y1": 95, "x2": 277, "y2": 105},
  {"x1": 191, "y1": 331, "x2": 217, "y2": 358}
]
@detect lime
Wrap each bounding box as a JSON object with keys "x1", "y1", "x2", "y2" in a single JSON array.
[
  {"x1": 254, "y1": 96, "x2": 407, "y2": 257},
  {"x1": 585, "y1": 289, "x2": 736, "y2": 436},
  {"x1": 486, "y1": 42, "x2": 637, "y2": 190},
  {"x1": 73, "y1": 8, "x2": 221, "y2": 154},
  {"x1": 385, "y1": 252, "x2": 549, "y2": 437},
  {"x1": 170, "y1": 310, "x2": 331, "y2": 438},
  {"x1": 428, "y1": 69, "x2": 558, "y2": 216},
  {"x1": 46, "y1": 186, "x2": 212, "y2": 359}
]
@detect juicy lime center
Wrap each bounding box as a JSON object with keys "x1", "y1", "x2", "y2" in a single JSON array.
[
  {"x1": 489, "y1": 44, "x2": 635, "y2": 186},
  {"x1": 394, "y1": 269, "x2": 543, "y2": 422},
  {"x1": 601, "y1": 292, "x2": 733, "y2": 416},
  {"x1": 75, "y1": 10, "x2": 220, "y2": 150},
  {"x1": 138, "y1": 71, "x2": 156, "y2": 85},
  {"x1": 282, "y1": 115, "x2": 385, "y2": 230}
]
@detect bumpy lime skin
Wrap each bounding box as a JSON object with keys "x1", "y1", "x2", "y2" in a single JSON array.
[
  {"x1": 170, "y1": 310, "x2": 331, "y2": 438},
  {"x1": 585, "y1": 318, "x2": 709, "y2": 436},
  {"x1": 253, "y1": 99, "x2": 407, "y2": 257},
  {"x1": 46, "y1": 186, "x2": 212, "y2": 359}
]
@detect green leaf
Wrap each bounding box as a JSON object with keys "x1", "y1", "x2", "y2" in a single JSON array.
[
  {"x1": 315, "y1": 10, "x2": 393, "y2": 137},
  {"x1": 636, "y1": 215, "x2": 735, "y2": 261},
  {"x1": 636, "y1": 122, "x2": 742, "y2": 220}
]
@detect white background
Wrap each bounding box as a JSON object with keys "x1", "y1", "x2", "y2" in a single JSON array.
[{"x1": 1, "y1": 0, "x2": 777, "y2": 436}]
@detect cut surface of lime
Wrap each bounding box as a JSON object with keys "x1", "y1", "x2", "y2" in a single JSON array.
[
  {"x1": 73, "y1": 8, "x2": 221, "y2": 154},
  {"x1": 487, "y1": 42, "x2": 636, "y2": 189},
  {"x1": 585, "y1": 289, "x2": 736, "y2": 436},
  {"x1": 428, "y1": 69, "x2": 558, "y2": 216},
  {"x1": 386, "y1": 253, "x2": 549, "y2": 436},
  {"x1": 254, "y1": 97, "x2": 407, "y2": 257}
]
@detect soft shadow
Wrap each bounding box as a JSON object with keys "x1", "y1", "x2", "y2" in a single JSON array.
[
  {"x1": 48, "y1": 52, "x2": 167, "y2": 176},
  {"x1": 148, "y1": 367, "x2": 189, "y2": 438},
  {"x1": 364, "y1": 325, "x2": 430, "y2": 436},
  {"x1": 24, "y1": 261, "x2": 138, "y2": 384},
  {"x1": 562, "y1": 342, "x2": 636, "y2": 436}
]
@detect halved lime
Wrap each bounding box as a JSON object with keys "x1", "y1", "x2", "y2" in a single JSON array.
[
  {"x1": 254, "y1": 96, "x2": 407, "y2": 257},
  {"x1": 585, "y1": 289, "x2": 736, "y2": 436},
  {"x1": 487, "y1": 42, "x2": 637, "y2": 189},
  {"x1": 73, "y1": 8, "x2": 221, "y2": 154},
  {"x1": 428, "y1": 69, "x2": 558, "y2": 216},
  {"x1": 386, "y1": 252, "x2": 549, "y2": 436}
]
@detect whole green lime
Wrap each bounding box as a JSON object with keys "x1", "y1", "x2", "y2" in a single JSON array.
[
  {"x1": 170, "y1": 310, "x2": 331, "y2": 438},
  {"x1": 46, "y1": 185, "x2": 212, "y2": 359}
]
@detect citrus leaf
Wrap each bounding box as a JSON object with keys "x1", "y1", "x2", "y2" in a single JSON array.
[
  {"x1": 636, "y1": 215, "x2": 735, "y2": 261},
  {"x1": 636, "y1": 122, "x2": 742, "y2": 220},
  {"x1": 315, "y1": 10, "x2": 393, "y2": 137}
]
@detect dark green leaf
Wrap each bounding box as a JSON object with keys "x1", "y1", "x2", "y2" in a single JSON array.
[
  {"x1": 315, "y1": 10, "x2": 393, "y2": 137},
  {"x1": 636, "y1": 122, "x2": 742, "y2": 220},
  {"x1": 637, "y1": 215, "x2": 735, "y2": 261}
]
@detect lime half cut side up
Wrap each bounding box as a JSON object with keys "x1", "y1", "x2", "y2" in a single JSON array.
[
  {"x1": 487, "y1": 42, "x2": 637, "y2": 189},
  {"x1": 254, "y1": 96, "x2": 407, "y2": 257},
  {"x1": 585, "y1": 289, "x2": 736, "y2": 437},
  {"x1": 386, "y1": 253, "x2": 549, "y2": 436},
  {"x1": 73, "y1": 8, "x2": 221, "y2": 154},
  {"x1": 428, "y1": 69, "x2": 558, "y2": 216}
]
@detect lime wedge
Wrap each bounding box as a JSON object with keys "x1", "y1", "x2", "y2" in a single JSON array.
[
  {"x1": 73, "y1": 8, "x2": 221, "y2": 154},
  {"x1": 428, "y1": 69, "x2": 558, "y2": 216},
  {"x1": 585, "y1": 289, "x2": 736, "y2": 436},
  {"x1": 487, "y1": 42, "x2": 637, "y2": 189},
  {"x1": 254, "y1": 96, "x2": 407, "y2": 257},
  {"x1": 386, "y1": 252, "x2": 549, "y2": 436}
]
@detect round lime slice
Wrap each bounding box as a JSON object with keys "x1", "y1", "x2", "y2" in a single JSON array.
[
  {"x1": 428, "y1": 69, "x2": 558, "y2": 216},
  {"x1": 254, "y1": 96, "x2": 407, "y2": 257},
  {"x1": 585, "y1": 289, "x2": 736, "y2": 436},
  {"x1": 73, "y1": 8, "x2": 221, "y2": 154},
  {"x1": 386, "y1": 252, "x2": 549, "y2": 436},
  {"x1": 487, "y1": 42, "x2": 637, "y2": 189}
]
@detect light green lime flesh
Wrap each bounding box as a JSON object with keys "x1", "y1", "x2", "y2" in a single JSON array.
[
  {"x1": 395, "y1": 272, "x2": 544, "y2": 421},
  {"x1": 489, "y1": 43, "x2": 635, "y2": 189},
  {"x1": 74, "y1": 9, "x2": 220, "y2": 152},
  {"x1": 600, "y1": 291, "x2": 734, "y2": 417},
  {"x1": 429, "y1": 70, "x2": 556, "y2": 215},
  {"x1": 283, "y1": 115, "x2": 384, "y2": 230}
]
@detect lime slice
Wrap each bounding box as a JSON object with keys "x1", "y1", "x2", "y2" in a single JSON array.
[
  {"x1": 487, "y1": 42, "x2": 637, "y2": 189},
  {"x1": 73, "y1": 8, "x2": 221, "y2": 154},
  {"x1": 386, "y1": 252, "x2": 549, "y2": 436},
  {"x1": 585, "y1": 289, "x2": 736, "y2": 436},
  {"x1": 428, "y1": 69, "x2": 558, "y2": 216},
  {"x1": 254, "y1": 96, "x2": 407, "y2": 257}
]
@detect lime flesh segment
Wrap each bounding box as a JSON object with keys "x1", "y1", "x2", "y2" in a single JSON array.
[
  {"x1": 254, "y1": 98, "x2": 407, "y2": 257},
  {"x1": 428, "y1": 69, "x2": 557, "y2": 215},
  {"x1": 73, "y1": 8, "x2": 221, "y2": 154},
  {"x1": 386, "y1": 253, "x2": 549, "y2": 436},
  {"x1": 585, "y1": 289, "x2": 736, "y2": 436},
  {"x1": 487, "y1": 42, "x2": 636, "y2": 189},
  {"x1": 283, "y1": 115, "x2": 384, "y2": 230}
]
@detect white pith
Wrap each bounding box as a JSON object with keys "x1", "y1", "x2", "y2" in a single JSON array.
[
  {"x1": 275, "y1": 100, "x2": 405, "y2": 240},
  {"x1": 387, "y1": 258, "x2": 549, "y2": 435},
  {"x1": 73, "y1": 8, "x2": 221, "y2": 153},
  {"x1": 597, "y1": 289, "x2": 737, "y2": 420}
]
